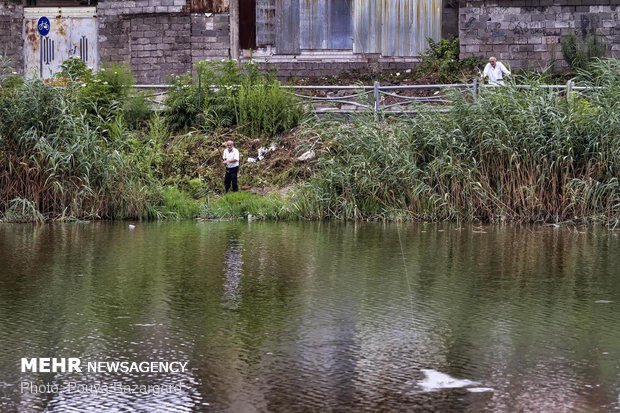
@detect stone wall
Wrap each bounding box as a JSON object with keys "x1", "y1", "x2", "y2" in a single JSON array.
[
  {"x1": 0, "y1": 0, "x2": 23, "y2": 75},
  {"x1": 460, "y1": 0, "x2": 620, "y2": 69},
  {"x1": 442, "y1": 0, "x2": 459, "y2": 39},
  {"x1": 98, "y1": 0, "x2": 229, "y2": 84}
]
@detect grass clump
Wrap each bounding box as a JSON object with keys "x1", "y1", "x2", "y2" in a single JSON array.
[
  {"x1": 562, "y1": 32, "x2": 607, "y2": 70},
  {"x1": 201, "y1": 191, "x2": 298, "y2": 220},
  {"x1": 164, "y1": 60, "x2": 304, "y2": 137},
  {"x1": 157, "y1": 187, "x2": 202, "y2": 219}
]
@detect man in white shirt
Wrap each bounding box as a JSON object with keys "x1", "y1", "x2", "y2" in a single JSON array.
[
  {"x1": 482, "y1": 56, "x2": 511, "y2": 85},
  {"x1": 222, "y1": 140, "x2": 240, "y2": 192}
]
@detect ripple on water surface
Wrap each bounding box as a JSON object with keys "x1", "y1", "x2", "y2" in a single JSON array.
[{"x1": 1, "y1": 222, "x2": 620, "y2": 412}]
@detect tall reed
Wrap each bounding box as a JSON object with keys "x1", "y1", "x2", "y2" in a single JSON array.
[
  {"x1": 0, "y1": 79, "x2": 159, "y2": 221},
  {"x1": 298, "y1": 59, "x2": 620, "y2": 223}
]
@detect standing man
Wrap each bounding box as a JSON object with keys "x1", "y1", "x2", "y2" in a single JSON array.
[
  {"x1": 482, "y1": 56, "x2": 511, "y2": 86},
  {"x1": 222, "y1": 140, "x2": 240, "y2": 193}
]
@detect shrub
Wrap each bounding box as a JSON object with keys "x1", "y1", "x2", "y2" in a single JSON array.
[
  {"x1": 418, "y1": 37, "x2": 484, "y2": 82},
  {"x1": 158, "y1": 186, "x2": 201, "y2": 219},
  {"x1": 235, "y1": 80, "x2": 304, "y2": 137},
  {"x1": 164, "y1": 74, "x2": 204, "y2": 132},
  {"x1": 123, "y1": 93, "x2": 152, "y2": 129},
  {"x1": 164, "y1": 60, "x2": 304, "y2": 136},
  {"x1": 59, "y1": 57, "x2": 93, "y2": 81},
  {"x1": 562, "y1": 32, "x2": 607, "y2": 69},
  {"x1": 77, "y1": 63, "x2": 135, "y2": 124}
]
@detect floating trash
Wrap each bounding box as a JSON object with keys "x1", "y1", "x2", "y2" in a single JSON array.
[
  {"x1": 467, "y1": 387, "x2": 494, "y2": 393},
  {"x1": 418, "y1": 369, "x2": 479, "y2": 391}
]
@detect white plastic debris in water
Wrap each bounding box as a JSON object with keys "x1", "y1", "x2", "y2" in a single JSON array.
[
  {"x1": 595, "y1": 300, "x2": 613, "y2": 304},
  {"x1": 418, "y1": 369, "x2": 479, "y2": 391},
  {"x1": 298, "y1": 150, "x2": 315, "y2": 161},
  {"x1": 128, "y1": 224, "x2": 136, "y2": 230},
  {"x1": 467, "y1": 387, "x2": 494, "y2": 393},
  {"x1": 247, "y1": 157, "x2": 257, "y2": 163}
]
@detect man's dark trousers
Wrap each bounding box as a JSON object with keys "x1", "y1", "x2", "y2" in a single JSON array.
[{"x1": 225, "y1": 166, "x2": 239, "y2": 192}]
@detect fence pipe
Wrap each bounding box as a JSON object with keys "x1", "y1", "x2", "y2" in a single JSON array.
[
  {"x1": 373, "y1": 81, "x2": 380, "y2": 120},
  {"x1": 473, "y1": 78, "x2": 478, "y2": 101}
]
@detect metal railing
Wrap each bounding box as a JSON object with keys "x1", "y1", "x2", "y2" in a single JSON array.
[{"x1": 134, "y1": 80, "x2": 592, "y2": 115}]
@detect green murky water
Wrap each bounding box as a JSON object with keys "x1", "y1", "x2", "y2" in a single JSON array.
[{"x1": 1, "y1": 222, "x2": 620, "y2": 412}]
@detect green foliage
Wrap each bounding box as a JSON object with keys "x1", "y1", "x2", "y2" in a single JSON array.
[
  {"x1": 201, "y1": 191, "x2": 297, "y2": 220},
  {"x1": 562, "y1": 32, "x2": 607, "y2": 69},
  {"x1": 418, "y1": 37, "x2": 484, "y2": 83},
  {"x1": 0, "y1": 75, "x2": 24, "y2": 99},
  {"x1": 158, "y1": 186, "x2": 201, "y2": 219},
  {"x1": 299, "y1": 62, "x2": 620, "y2": 223},
  {"x1": 0, "y1": 198, "x2": 44, "y2": 223},
  {"x1": 0, "y1": 78, "x2": 160, "y2": 221},
  {"x1": 59, "y1": 57, "x2": 93, "y2": 81},
  {"x1": 164, "y1": 60, "x2": 304, "y2": 136},
  {"x1": 122, "y1": 93, "x2": 152, "y2": 129},
  {"x1": 77, "y1": 63, "x2": 139, "y2": 124},
  {"x1": 236, "y1": 78, "x2": 304, "y2": 137},
  {"x1": 0, "y1": 54, "x2": 14, "y2": 81},
  {"x1": 164, "y1": 74, "x2": 203, "y2": 132}
]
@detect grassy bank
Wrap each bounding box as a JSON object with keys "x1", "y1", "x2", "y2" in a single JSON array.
[
  {"x1": 297, "y1": 59, "x2": 620, "y2": 223},
  {"x1": 0, "y1": 59, "x2": 306, "y2": 222},
  {"x1": 2, "y1": 57, "x2": 620, "y2": 224}
]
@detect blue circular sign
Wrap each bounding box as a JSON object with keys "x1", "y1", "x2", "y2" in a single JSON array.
[{"x1": 37, "y1": 16, "x2": 50, "y2": 36}]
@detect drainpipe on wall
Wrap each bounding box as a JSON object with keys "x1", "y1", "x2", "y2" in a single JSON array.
[{"x1": 229, "y1": 0, "x2": 239, "y2": 63}]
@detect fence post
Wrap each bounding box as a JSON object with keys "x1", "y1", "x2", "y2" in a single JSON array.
[
  {"x1": 566, "y1": 79, "x2": 573, "y2": 100},
  {"x1": 373, "y1": 81, "x2": 380, "y2": 121},
  {"x1": 473, "y1": 78, "x2": 478, "y2": 101}
]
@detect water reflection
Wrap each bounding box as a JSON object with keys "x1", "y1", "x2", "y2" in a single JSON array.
[
  {"x1": 222, "y1": 227, "x2": 244, "y2": 310},
  {"x1": 0, "y1": 222, "x2": 620, "y2": 412}
]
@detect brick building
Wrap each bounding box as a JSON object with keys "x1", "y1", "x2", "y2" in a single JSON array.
[{"x1": 1, "y1": 0, "x2": 619, "y2": 84}]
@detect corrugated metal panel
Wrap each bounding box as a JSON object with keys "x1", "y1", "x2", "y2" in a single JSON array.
[
  {"x1": 354, "y1": 0, "x2": 441, "y2": 57},
  {"x1": 328, "y1": 0, "x2": 352, "y2": 49},
  {"x1": 353, "y1": 0, "x2": 381, "y2": 53},
  {"x1": 275, "y1": 0, "x2": 300, "y2": 54},
  {"x1": 300, "y1": 0, "x2": 327, "y2": 49},
  {"x1": 256, "y1": 0, "x2": 275, "y2": 47},
  {"x1": 300, "y1": 0, "x2": 352, "y2": 50}
]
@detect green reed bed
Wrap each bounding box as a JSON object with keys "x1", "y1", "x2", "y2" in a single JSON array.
[
  {"x1": 0, "y1": 74, "x2": 160, "y2": 221},
  {"x1": 298, "y1": 59, "x2": 620, "y2": 223}
]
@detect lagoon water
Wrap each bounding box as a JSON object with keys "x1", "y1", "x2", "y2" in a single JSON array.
[{"x1": 1, "y1": 222, "x2": 620, "y2": 412}]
